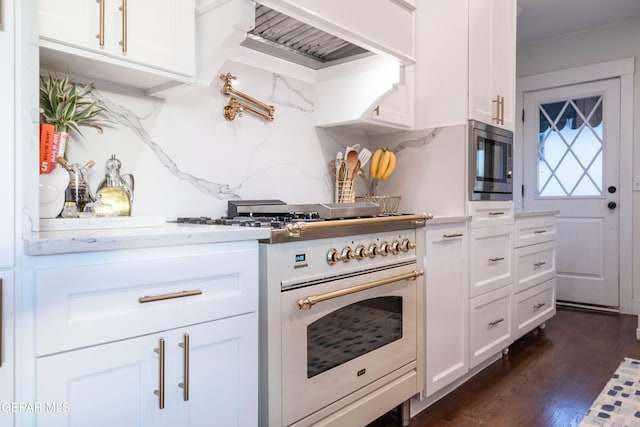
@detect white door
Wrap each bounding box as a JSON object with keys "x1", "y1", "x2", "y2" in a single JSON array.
[{"x1": 523, "y1": 79, "x2": 620, "y2": 308}]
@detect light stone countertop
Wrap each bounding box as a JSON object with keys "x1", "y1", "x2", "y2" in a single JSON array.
[{"x1": 24, "y1": 222, "x2": 272, "y2": 256}]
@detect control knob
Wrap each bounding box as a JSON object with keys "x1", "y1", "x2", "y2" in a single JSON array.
[
  {"x1": 390, "y1": 240, "x2": 401, "y2": 255},
  {"x1": 368, "y1": 243, "x2": 380, "y2": 258},
  {"x1": 342, "y1": 246, "x2": 355, "y2": 262},
  {"x1": 379, "y1": 242, "x2": 390, "y2": 256},
  {"x1": 327, "y1": 249, "x2": 343, "y2": 265},
  {"x1": 400, "y1": 239, "x2": 416, "y2": 252},
  {"x1": 354, "y1": 244, "x2": 369, "y2": 260}
]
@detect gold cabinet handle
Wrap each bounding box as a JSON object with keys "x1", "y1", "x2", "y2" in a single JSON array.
[
  {"x1": 154, "y1": 338, "x2": 165, "y2": 409},
  {"x1": 443, "y1": 233, "x2": 464, "y2": 239},
  {"x1": 139, "y1": 290, "x2": 202, "y2": 304},
  {"x1": 373, "y1": 105, "x2": 380, "y2": 116},
  {"x1": 533, "y1": 261, "x2": 547, "y2": 268},
  {"x1": 178, "y1": 334, "x2": 190, "y2": 401},
  {"x1": 96, "y1": 0, "x2": 105, "y2": 46},
  {"x1": 119, "y1": 0, "x2": 127, "y2": 52},
  {"x1": 533, "y1": 230, "x2": 547, "y2": 234},
  {"x1": 489, "y1": 257, "x2": 505, "y2": 262},
  {"x1": 0, "y1": 279, "x2": 3, "y2": 368},
  {"x1": 488, "y1": 211, "x2": 505, "y2": 216},
  {"x1": 298, "y1": 270, "x2": 424, "y2": 310},
  {"x1": 488, "y1": 318, "x2": 504, "y2": 327},
  {"x1": 533, "y1": 302, "x2": 546, "y2": 310},
  {"x1": 492, "y1": 95, "x2": 505, "y2": 125}
]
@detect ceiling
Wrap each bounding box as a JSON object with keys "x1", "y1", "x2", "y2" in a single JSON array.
[{"x1": 517, "y1": 0, "x2": 640, "y2": 45}]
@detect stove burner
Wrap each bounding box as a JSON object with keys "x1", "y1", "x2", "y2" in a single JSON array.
[{"x1": 176, "y1": 216, "x2": 324, "y2": 229}]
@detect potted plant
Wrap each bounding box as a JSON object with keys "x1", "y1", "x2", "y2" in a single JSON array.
[{"x1": 39, "y1": 73, "x2": 113, "y2": 160}]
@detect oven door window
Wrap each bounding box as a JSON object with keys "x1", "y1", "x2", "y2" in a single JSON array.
[
  {"x1": 307, "y1": 296, "x2": 402, "y2": 378},
  {"x1": 477, "y1": 137, "x2": 509, "y2": 183}
]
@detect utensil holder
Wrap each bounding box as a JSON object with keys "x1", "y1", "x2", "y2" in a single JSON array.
[{"x1": 330, "y1": 160, "x2": 356, "y2": 203}]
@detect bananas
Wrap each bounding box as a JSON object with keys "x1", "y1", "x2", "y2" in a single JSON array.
[{"x1": 369, "y1": 148, "x2": 396, "y2": 180}]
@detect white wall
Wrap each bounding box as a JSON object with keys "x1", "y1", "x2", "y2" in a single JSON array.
[{"x1": 516, "y1": 17, "x2": 640, "y2": 314}]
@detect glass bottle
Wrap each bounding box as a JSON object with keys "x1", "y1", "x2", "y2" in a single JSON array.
[
  {"x1": 57, "y1": 158, "x2": 95, "y2": 213},
  {"x1": 96, "y1": 155, "x2": 134, "y2": 217}
]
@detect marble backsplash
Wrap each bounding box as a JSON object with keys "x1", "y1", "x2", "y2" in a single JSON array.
[{"x1": 55, "y1": 59, "x2": 465, "y2": 221}]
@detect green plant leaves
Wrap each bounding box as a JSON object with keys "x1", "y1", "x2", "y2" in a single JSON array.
[{"x1": 39, "y1": 73, "x2": 113, "y2": 137}]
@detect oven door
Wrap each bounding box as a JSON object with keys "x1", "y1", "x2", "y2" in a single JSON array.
[{"x1": 280, "y1": 262, "x2": 419, "y2": 426}]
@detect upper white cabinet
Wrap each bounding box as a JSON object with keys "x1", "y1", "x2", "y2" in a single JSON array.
[
  {"x1": 315, "y1": 56, "x2": 414, "y2": 131},
  {"x1": 415, "y1": 0, "x2": 516, "y2": 131},
  {"x1": 257, "y1": 0, "x2": 415, "y2": 65},
  {"x1": 468, "y1": 0, "x2": 517, "y2": 130},
  {"x1": 0, "y1": 0, "x2": 14, "y2": 269},
  {"x1": 39, "y1": 0, "x2": 195, "y2": 91}
]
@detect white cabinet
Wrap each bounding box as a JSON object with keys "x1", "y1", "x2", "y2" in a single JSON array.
[
  {"x1": 36, "y1": 315, "x2": 257, "y2": 427},
  {"x1": 468, "y1": 0, "x2": 516, "y2": 130},
  {"x1": 29, "y1": 242, "x2": 258, "y2": 427},
  {"x1": 469, "y1": 284, "x2": 513, "y2": 368},
  {"x1": 469, "y1": 224, "x2": 513, "y2": 298},
  {"x1": 415, "y1": 0, "x2": 516, "y2": 130},
  {"x1": 39, "y1": 0, "x2": 195, "y2": 91},
  {"x1": 315, "y1": 45, "x2": 414, "y2": 132},
  {"x1": 0, "y1": 0, "x2": 14, "y2": 269},
  {"x1": 424, "y1": 223, "x2": 469, "y2": 396},
  {"x1": 468, "y1": 201, "x2": 514, "y2": 228},
  {"x1": 513, "y1": 214, "x2": 557, "y2": 339}
]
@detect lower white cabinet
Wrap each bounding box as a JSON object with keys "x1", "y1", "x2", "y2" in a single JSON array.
[
  {"x1": 28, "y1": 242, "x2": 259, "y2": 427},
  {"x1": 469, "y1": 224, "x2": 513, "y2": 298},
  {"x1": 469, "y1": 284, "x2": 514, "y2": 369},
  {"x1": 513, "y1": 214, "x2": 557, "y2": 339},
  {"x1": 424, "y1": 223, "x2": 469, "y2": 396},
  {"x1": 36, "y1": 314, "x2": 257, "y2": 427}
]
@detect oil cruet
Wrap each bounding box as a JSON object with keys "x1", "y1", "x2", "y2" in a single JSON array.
[
  {"x1": 57, "y1": 157, "x2": 95, "y2": 213},
  {"x1": 96, "y1": 155, "x2": 134, "y2": 216}
]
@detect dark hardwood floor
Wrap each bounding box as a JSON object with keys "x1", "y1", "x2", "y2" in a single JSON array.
[{"x1": 368, "y1": 307, "x2": 640, "y2": 427}]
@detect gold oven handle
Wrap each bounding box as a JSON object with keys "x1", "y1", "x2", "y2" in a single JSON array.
[
  {"x1": 286, "y1": 213, "x2": 432, "y2": 238},
  {"x1": 297, "y1": 269, "x2": 424, "y2": 310}
]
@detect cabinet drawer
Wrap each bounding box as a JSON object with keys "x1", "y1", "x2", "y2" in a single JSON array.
[
  {"x1": 514, "y1": 216, "x2": 556, "y2": 248},
  {"x1": 514, "y1": 278, "x2": 556, "y2": 340},
  {"x1": 468, "y1": 201, "x2": 514, "y2": 228},
  {"x1": 34, "y1": 242, "x2": 258, "y2": 356},
  {"x1": 514, "y1": 241, "x2": 555, "y2": 293},
  {"x1": 469, "y1": 285, "x2": 513, "y2": 369},
  {"x1": 469, "y1": 225, "x2": 513, "y2": 297}
]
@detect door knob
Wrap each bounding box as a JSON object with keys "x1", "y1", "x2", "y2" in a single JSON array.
[
  {"x1": 608, "y1": 201, "x2": 617, "y2": 210},
  {"x1": 608, "y1": 186, "x2": 617, "y2": 194}
]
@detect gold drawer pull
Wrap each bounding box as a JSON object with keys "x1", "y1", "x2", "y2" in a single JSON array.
[
  {"x1": 533, "y1": 302, "x2": 546, "y2": 310},
  {"x1": 533, "y1": 261, "x2": 546, "y2": 268},
  {"x1": 96, "y1": 0, "x2": 105, "y2": 46},
  {"x1": 489, "y1": 257, "x2": 505, "y2": 262},
  {"x1": 154, "y1": 338, "x2": 165, "y2": 409},
  {"x1": 488, "y1": 211, "x2": 505, "y2": 216},
  {"x1": 533, "y1": 230, "x2": 547, "y2": 234},
  {"x1": 178, "y1": 334, "x2": 190, "y2": 401},
  {"x1": 139, "y1": 290, "x2": 202, "y2": 304},
  {"x1": 488, "y1": 318, "x2": 504, "y2": 327},
  {"x1": 443, "y1": 233, "x2": 464, "y2": 239},
  {"x1": 119, "y1": 0, "x2": 127, "y2": 52}
]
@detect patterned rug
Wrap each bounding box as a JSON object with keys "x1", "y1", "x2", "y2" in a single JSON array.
[{"x1": 580, "y1": 358, "x2": 640, "y2": 426}]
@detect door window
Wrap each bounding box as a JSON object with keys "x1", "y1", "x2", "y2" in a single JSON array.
[
  {"x1": 306, "y1": 296, "x2": 402, "y2": 378},
  {"x1": 537, "y1": 95, "x2": 603, "y2": 197}
]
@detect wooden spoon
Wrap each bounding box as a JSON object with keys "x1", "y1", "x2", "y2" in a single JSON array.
[{"x1": 346, "y1": 149, "x2": 359, "y2": 181}]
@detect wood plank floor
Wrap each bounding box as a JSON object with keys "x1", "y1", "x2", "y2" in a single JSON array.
[{"x1": 368, "y1": 307, "x2": 640, "y2": 427}]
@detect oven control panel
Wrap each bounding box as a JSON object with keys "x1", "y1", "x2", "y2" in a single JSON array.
[{"x1": 327, "y1": 238, "x2": 416, "y2": 265}]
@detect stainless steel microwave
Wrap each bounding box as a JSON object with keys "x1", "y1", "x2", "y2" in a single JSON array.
[{"x1": 469, "y1": 120, "x2": 513, "y2": 201}]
